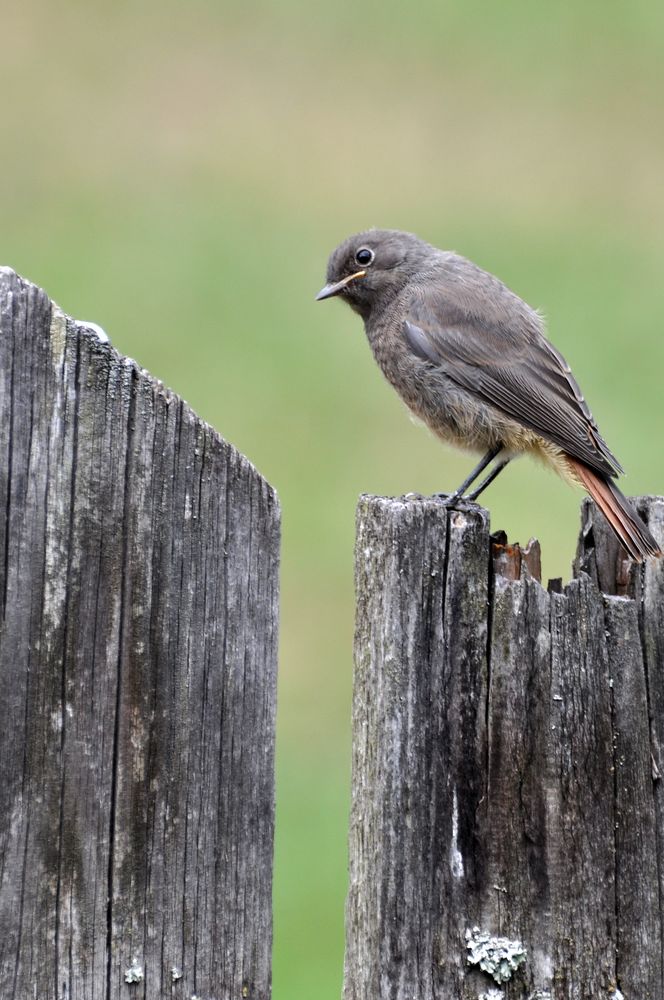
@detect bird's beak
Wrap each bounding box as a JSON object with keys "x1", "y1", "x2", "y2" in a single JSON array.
[{"x1": 315, "y1": 270, "x2": 366, "y2": 301}]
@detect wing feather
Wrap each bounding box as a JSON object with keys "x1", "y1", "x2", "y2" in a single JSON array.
[{"x1": 402, "y1": 279, "x2": 622, "y2": 477}]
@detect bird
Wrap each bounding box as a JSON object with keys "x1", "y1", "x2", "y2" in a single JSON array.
[{"x1": 316, "y1": 228, "x2": 661, "y2": 562}]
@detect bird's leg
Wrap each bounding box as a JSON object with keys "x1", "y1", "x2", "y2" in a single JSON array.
[
  {"x1": 435, "y1": 445, "x2": 502, "y2": 506},
  {"x1": 465, "y1": 457, "x2": 511, "y2": 501}
]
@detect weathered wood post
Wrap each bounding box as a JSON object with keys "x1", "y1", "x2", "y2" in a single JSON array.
[
  {"x1": 347, "y1": 492, "x2": 664, "y2": 999},
  {"x1": 0, "y1": 269, "x2": 280, "y2": 1000}
]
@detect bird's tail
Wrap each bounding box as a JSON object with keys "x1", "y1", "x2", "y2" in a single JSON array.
[{"x1": 566, "y1": 457, "x2": 661, "y2": 562}]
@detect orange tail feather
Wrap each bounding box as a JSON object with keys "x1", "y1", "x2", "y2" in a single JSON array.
[{"x1": 566, "y1": 457, "x2": 661, "y2": 562}]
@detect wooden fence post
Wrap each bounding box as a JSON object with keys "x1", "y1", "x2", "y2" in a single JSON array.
[
  {"x1": 347, "y1": 493, "x2": 664, "y2": 1000},
  {"x1": 0, "y1": 268, "x2": 280, "y2": 1000}
]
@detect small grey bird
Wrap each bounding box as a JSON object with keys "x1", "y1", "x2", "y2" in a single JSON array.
[{"x1": 316, "y1": 228, "x2": 661, "y2": 561}]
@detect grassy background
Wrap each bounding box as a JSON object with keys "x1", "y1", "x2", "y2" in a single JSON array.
[{"x1": 3, "y1": 3, "x2": 664, "y2": 996}]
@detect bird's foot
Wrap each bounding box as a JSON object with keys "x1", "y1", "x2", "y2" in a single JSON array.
[{"x1": 432, "y1": 492, "x2": 478, "y2": 510}]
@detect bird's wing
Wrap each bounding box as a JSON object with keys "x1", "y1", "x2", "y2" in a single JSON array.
[{"x1": 402, "y1": 280, "x2": 622, "y2": 477}]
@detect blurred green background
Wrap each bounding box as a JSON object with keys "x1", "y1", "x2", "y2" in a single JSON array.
[{"x1": 3, "y1": 2, "x2": 664, "y2": 996}]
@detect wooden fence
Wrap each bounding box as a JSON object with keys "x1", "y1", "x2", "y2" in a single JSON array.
[
  {"x1": 0, "y1": 269, "x2": 280, "y2": 999},
  {"x1": 1, "y1": 268, "x2": 663, "y2": 1000},
  {"x1": 346, "y1": 493, "x2": 664, "y2": 1000}
]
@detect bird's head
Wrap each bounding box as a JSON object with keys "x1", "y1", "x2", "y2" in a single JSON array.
[{"x1": 316, "y1": 229, "x2": 433, "y2": 319}]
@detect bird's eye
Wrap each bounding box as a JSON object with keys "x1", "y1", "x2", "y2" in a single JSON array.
[{"x1": 355, "y1": 247, "x2": 374, "y2": 266}]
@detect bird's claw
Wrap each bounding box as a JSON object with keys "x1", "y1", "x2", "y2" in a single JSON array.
[
  {"x1": 433, "y1": 491, "x2": 461, "y2": 506},
  {"x1": 433, "y1": 492, "x2": 478, "y2": 510}
]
